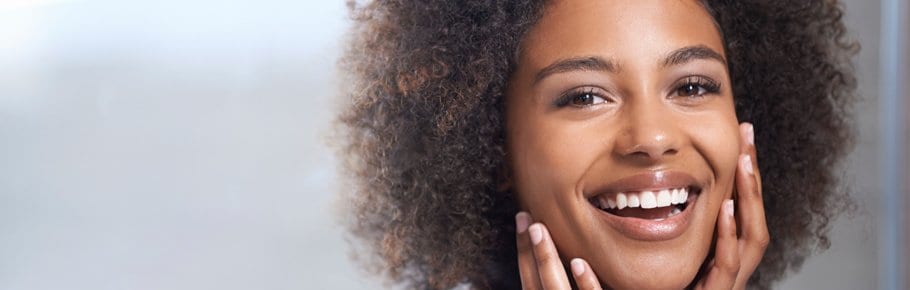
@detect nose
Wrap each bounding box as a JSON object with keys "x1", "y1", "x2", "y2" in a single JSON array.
[{"x1": 612, "y1": 102, "x2": 681, "y2": 162}]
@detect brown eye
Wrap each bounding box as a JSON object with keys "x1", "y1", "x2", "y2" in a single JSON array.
[
  {"x1": 571, "y1": 93, "x2": 606, "y2": 106},
  {"x1": 673, "y1": 76, "x2": 721, "y2": 98},
  {"x1": 676, "y1": 83, "x2": 707, "y2": 97},
  {"x1": 555, "y1": 87, "x2": 611, "y2": 108}
]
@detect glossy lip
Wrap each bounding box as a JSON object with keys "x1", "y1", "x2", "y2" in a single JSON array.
[
  {"x1": 585, "y1": 170, "x2": 701, "y2": 199},
  {"x1": 585, "y1": 171, "x2": 704, "y2": 241}
]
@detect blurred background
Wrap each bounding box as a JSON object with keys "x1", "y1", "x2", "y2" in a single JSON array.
[{"x1": 0, "y1": 0, "x2": 906, "y2": 289}]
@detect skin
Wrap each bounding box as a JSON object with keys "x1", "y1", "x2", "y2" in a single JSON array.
[{"x1": 504, "y1": 0, "x2": 769, "y2": 289}]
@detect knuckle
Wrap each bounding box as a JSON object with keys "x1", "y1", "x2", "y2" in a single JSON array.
[
  {"x1": 717, "y1": 257, "x2": 742, "y2": 275},
  {"x1": 723, "y1": 263, "x2": 742, "y2": 276},
  {"x1": 757, "y1": 235, "x2": 771, "y2": 250}
]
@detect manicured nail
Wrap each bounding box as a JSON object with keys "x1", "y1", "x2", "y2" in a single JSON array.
[
  {"x1": 741, "y1": 154, "x2": 754, "y2": 175},
  {"x1": 745, "y1": 123, "x2": 754, "y2": 145},
  {"x1": 724, "y1": 199, "x2": 735, "y2": 217},
  {"x1": 529, "y1": 224, "x2": 543, "y2": 245},
  {"x1": 570, "y1": 258, "x2": 586, "y2": 276},
  {"x1": 515, "y1": 212, "x2": 531, "y2": 233}
]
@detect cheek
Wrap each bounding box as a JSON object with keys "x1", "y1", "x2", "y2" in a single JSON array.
[
  {"x1": 508, "y1": 123, "x2": 572, "y2": 209},
  {"x1": 689, "y1": 116, "x2": 741, "y2": 193},
  {"x1": 507, "y1": 120, "x2": 593, "y2": 207}
]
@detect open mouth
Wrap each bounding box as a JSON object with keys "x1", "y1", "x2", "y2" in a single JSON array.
[{"x1": 588, "y1": 187, "x2": 700, "y2": 221}]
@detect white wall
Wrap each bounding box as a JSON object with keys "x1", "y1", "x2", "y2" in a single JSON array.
[
  {"x1": 0, "y1": 0, "x2": 891, "y2": 289},
  {"x1": 0, "y1": 1, "x2": 372, "y2": 289}
]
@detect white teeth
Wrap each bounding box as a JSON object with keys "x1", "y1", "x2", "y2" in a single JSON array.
[
  {"x1": 628, "y1": 194, "x2": 640, "y2": 207},
  {"x1": 640, "y1": 191, "x2": 657, "y2": 209},
  {"x1": 616, "y1": 193, "x2": 628, "y2": 210},
  {"x1": 591, "y1": 187, "x2": 692, "y2": 211},
  {"x1": 598, "y1": 196, "x2": 611, "y2": 209},
  {"x1": 593, "y1": 197, "x2": 605, "y2": 210},
  {"x1": 657, "y1": 189, "x2": 671, "y2": 207}
]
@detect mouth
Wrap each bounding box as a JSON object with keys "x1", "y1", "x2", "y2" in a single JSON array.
[
  {"x1": 585, "y1": 171, "x2": 704, "y2": 241},
  {"x1": 587, "y1": 186, "x2": 699, "y2": 221}
]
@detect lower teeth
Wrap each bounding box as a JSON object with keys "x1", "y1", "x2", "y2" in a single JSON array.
[{"x1": 667, "y1": 207, "x2": 682, "y2": 217}]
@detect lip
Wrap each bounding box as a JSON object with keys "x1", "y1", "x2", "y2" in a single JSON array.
[
  {"x1": 586, "y1": 171, "x2": 703, "y2": 241},
  {"x1": 585, "y1": 171, "x2": 701, "y2": 198}
]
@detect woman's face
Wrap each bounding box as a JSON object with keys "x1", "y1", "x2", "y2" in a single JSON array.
[{"x1": 505, "y1": 0, "x2": 740, "y2": 288}]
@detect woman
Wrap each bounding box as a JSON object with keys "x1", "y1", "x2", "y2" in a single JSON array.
[{"x1": 336, "y1": 0, "x2": 857, "y2": 289}]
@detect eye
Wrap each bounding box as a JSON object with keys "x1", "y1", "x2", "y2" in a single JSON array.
[
  {"x1": 555, "y1": 87, "x2": 611, "y2": 108},
  {"x1": 673, "y1": 76, "x2": 721, "y2": 98},
  {"x1": 677, "y1": 83, "x2": 706, "y2": 96},
  {"x1": 570, "y1": 92, "x2": 605, "y2": 106}
]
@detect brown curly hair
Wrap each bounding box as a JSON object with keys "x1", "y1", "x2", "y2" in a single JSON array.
[{"x1": 335, "y1": 0, "x2": 858, "y2": 289}]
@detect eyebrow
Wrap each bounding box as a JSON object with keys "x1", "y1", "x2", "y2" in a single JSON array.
[
  {"x1": 532, "y1": 45, "x2": 726, "y2": 84},
  {"x1": 533, "y1": 56, "x2": 618, "y2": 84},
  {"x1": 662, "y1": 45, "x2": 726, "y2": 67}
]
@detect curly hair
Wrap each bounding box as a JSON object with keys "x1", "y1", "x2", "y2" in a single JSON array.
[{"x1": 335, "y1": 0, "x2": 858, "y2": 289}]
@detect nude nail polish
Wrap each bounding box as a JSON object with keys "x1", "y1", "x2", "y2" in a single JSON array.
[
  {"x1": 746, "y1": 123, "x2": 754, "y2": 145},
  {"x1": 515, "y1": 212, "x2": 530, "y2": 233},
  {"x1": 529, "y1": 224, "x2": 542, "y2": 245},
  {"x1": 571, "y1": 259, "x2": 585, "y2": 276},
  {"x1": 742, "y1": 154, "x2": 754, "y2": 175}
]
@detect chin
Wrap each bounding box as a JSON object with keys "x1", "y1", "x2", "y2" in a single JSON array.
[{"x1": 593, "y1": 249, "x2": 706, "y2": 290}]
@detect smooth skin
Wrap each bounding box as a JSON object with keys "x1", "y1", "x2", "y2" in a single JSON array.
[
  {"x1": 514, "y1": 124, "x2": 767, "y2": 289},
  {"x1": 504, "y1": 0, "x2": 769, "y2": 288}
]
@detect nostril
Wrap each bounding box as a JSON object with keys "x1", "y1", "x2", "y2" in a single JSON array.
[
  {"x1": 613, "y1": 131, "x2": 681, "y2": 160},
  {"x1": 625, "y1": 147, "x2": 677, "y2": 160},
  {"x1": 629, "y1": 151, "x2": 651, "y2": 159}
]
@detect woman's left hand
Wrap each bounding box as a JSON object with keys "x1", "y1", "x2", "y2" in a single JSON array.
[{"x1": 694, "y1": 122, "x2": 770, "y2": 290}]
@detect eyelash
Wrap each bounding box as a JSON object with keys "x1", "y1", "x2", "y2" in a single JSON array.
[
  {"x1": 553, "y1": 76, "x2": 722, "y2": 108},
  {"x1": 554, "y1": 87, "x2": 610, "y2": 108},
  {"x1": 673, "y1": 76, "x2": 721, "y2": 98}
]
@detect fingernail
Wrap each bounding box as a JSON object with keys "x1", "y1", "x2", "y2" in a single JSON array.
[
  {"x1": 529, "y1": 224, "x2": 543, "y2": 245},
  {"x1": 515, "y1": 212, "x2": 531, "y2": 233},
  {"x1": 741, "y1": 154, "x2": 754, "y2": 175},
  {"x1": 745, "y1": 123, "x2": 754, "y2": 145},
  {"x1": 570, "y1": 258, "x2": 586, "y2": 276},
  {"x1": 724, "y1": 199, "x2": 735, "y2": 217}
]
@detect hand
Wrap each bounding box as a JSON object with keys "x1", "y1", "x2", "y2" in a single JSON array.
[
  {"x1": 694, "y1": 122, "x2": 770, "y2": 290},
  {"x1": 516, "y1": 212, "x2": 603, "y2": 290}
]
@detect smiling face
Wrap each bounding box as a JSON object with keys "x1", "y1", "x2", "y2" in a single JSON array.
[{"x1": 505, "y1": 0, "x2": 741, "y2": 288}]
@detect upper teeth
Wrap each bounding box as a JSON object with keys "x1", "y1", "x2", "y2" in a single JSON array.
[{"x1": 591, "y1": 187, "x2": 689, "y2": 210}]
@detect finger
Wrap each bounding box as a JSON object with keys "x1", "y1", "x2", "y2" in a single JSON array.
[
  {"x1": 516, "y1": 212, "x2": 542, "y2": 290},
  {"x1": 735, "y1": 153, "x2": 769, "y2": 243},
  {"x1": 696, "y1": 199, "x2": 740, "y2": 290},
  {"x1": 570, "y1": 258, "x2": 603, "y2": 290},
  {"x1": 733, "y1": 126, "x2": 770, "y2": 289},
  {"x1": 738, "y1": 124, "x2": 768, "y2": 248},
  {"x1": 529, "y1": 223, "x2": 571, "y2": 290},
  {"x1": 740, "y1": 123, "x2": 762, "y2": 194}
]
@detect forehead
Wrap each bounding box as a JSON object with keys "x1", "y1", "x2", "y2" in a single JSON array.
[{"x1": 519, "y1": 0, "x2": 724, "y2": 68}]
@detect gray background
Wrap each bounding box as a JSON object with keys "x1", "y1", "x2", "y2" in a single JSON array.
[{"x1": 0, "y1": 0, "x2": 903, "y2": 289}]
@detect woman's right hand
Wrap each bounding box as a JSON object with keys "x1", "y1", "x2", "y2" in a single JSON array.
[{"x1": 516, "y1": 212, "x2": 603, "y2": 290}]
